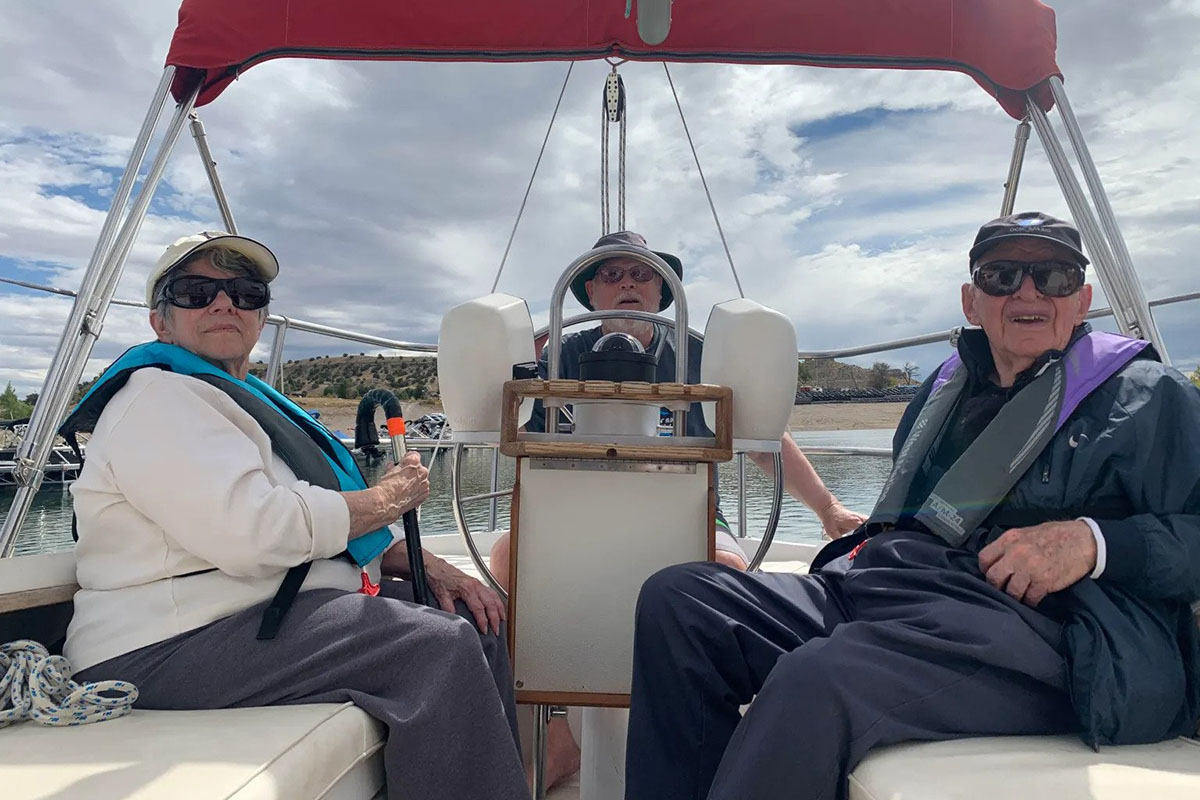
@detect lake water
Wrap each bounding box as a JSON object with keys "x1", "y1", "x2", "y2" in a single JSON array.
[{"x1": 1, "y1": 429, "x2": 894, "y2": 557}]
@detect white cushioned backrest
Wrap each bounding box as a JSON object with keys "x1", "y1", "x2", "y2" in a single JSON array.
[
  {"x1": 438, "y1": 293, "x2": 534, "y2": 436},
  {"x1": 701, "y1": 298, "x2": 796, "y2": 440}
]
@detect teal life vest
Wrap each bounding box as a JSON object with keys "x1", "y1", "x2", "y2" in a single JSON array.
[{"x1": 60, "y1": 341, "x2": 394, "y2": 638}]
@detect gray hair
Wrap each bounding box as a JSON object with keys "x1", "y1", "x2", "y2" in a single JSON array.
[{"x1": 153, "y1": 246, "x2": 270, "y2": 322}]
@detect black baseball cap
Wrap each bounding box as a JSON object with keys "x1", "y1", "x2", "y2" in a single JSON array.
[
  {"x1": 570, "y1": 230, "x2": 684, "y2": 311},
  {"x1": 968, "y1": 211, "x2": 1090, "y2": 269}
]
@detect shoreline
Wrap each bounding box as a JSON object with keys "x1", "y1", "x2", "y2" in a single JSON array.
[
  {"x1": 787, "y1": 402, "x2": 905, "y2": 432},
  {"x1": 297, "y1": 397, "x2": 906, "y2": 436}
]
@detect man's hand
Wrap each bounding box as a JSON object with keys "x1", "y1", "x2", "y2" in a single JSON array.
[
  {"x1": 820, "y1": 501, "x2": 868, "y2": 539},
  {"x1": 977, "y1": 520, "x2": 1097, "y2": 606},
  {"x1": 425, "y1": 554, "x2": 508, "y2": 635}
]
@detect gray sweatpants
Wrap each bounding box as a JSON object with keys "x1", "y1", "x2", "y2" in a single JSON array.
[{"x1": 77, "y1": 579, "x2": 530, "y2": 800}]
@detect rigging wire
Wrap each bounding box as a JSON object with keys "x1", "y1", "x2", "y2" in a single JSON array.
[
  {"x1": 490, "y1": 63, "x2": 574, "y2": 293},
  {"x1": 663, "y1": 63, "x2": 744, "y2": 298},
  {"x1": 601, "y1": 86, "x2": 610, "y2": 233},
  {"x1": 618, "y1": 91, "x2": 627, "y2": 230}
]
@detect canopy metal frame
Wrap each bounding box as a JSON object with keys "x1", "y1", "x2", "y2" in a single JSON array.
[
  {"x1": 0, "y1": 64, "x2": 1172, "y2": 572},
  {"x1": 2, "y1": 68, "x2": 196, "y2": 556},
  {"x1": 1026, "y1": 79, "x2": 1168, "y2": 361}
]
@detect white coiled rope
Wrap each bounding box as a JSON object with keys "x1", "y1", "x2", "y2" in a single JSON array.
[{"x1": 0, "y1": 640, "x2": 138, "y2": 728}]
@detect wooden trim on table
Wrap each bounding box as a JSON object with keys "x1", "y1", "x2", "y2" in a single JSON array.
[
  {"x1": 500, "y1": 378, "x2": 734, "y2": 461},
  {"x1": 516, "y1": 690, "x2": 631, "y2": 708},
  {"x1": 0, "y1": 584, "x2": 77, "y2": 614},
  {"x1": 506, "y1": 378, "x2": 731, "y2": 404},
  {"x1": 500, "y1": 439, "x2": 732, "y2": 462}
]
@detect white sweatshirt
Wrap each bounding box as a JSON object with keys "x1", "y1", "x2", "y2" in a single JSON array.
[{"x1": 64, "y1": 368, "x2": 374, "y2": 672}]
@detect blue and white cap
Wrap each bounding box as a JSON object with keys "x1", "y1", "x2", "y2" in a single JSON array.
[{"x1": 968, "y1": 211, "x2": 1089, "y2": 269}]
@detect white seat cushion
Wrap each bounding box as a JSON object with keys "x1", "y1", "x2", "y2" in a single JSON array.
[
  {"x1": 0, "y1": 702, "x2": 385, "y2": 800},
  {"x1": 850, "y1": 734, "x2": 1200, "y2": 800}
]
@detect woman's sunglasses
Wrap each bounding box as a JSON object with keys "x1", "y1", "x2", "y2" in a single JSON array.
[
  {"x1": 162, "y1": 275, "x2": 271, "y2": 310},
  {"x1": 595, "y1": 263, "x2": 658, "y2": 284},
  {"x1": 971, "y1": 260, "x2": 1085, "y2": 298}
]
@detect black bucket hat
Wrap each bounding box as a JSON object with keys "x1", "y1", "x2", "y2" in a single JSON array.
[
  {"x1": 968, "y1": 211, "x2": 1090, "y2": 269},
  {"x1": 570, "y1": 231, "x2": 684, "y2": 311}
]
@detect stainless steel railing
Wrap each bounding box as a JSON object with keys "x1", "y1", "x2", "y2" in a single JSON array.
[
  {"x1": 5, "y1": 276, "x2": 1196, "y2": 369},
  {"x1": 2, "y1": 274, "x2": 1195, "y2": 558},
  {"x1": 0, "y1": 276, "x2": 437, "y2": 364}
]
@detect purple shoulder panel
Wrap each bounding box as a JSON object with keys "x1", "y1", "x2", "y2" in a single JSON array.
[
  {"x1": 1056, "y1": 332, "x2": 1151, "y2": 429},
  {"x1": 930, "y1": 353, "x2": 962, "y2": 396}
]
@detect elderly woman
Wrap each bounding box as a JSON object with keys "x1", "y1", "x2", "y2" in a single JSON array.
[{"x1": 62, "y1": 231, "x2": 529, "y2": 800}]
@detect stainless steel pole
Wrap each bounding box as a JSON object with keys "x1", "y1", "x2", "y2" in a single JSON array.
[
  {"x1": 487, "y1": 446, "x2": 500, "y2": 531},
  {"x1": 189, "y1": 112, "x2": 239, "y2": 234},
  {"x1": 265, "y1": 316, "x2": 290, "y2": 389},
  {"x1": 1047, "y1": 77, "x2": 1169, "y2": 363},
  {"x1": 76, "y1": 89, "x2": 200, "y2": 357},
  {"x1": 747, "y1": 451, "x2": 784, "y2": 572},
  {"x1": 736, "y1": 452, "x2": 747, "y2": 539},
  {"x1": 0, "y1": 71, "x2": 183, "y2": 557},
  {"x1": 533, "y1": 704, "x2": 549, "y2": 800},
  {"x1": 1026, "y1": 101, "x2": 1147, "y2": 343},
  {"x1": 1001, "y1": 118, "x2": 1031, "y2": 216}
]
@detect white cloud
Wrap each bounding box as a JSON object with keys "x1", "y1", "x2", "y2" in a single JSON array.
[{"x1": 2, "y1": 0, "x2": 1199, "y2": 398}]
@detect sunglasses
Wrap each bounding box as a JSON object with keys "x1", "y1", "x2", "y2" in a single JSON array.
[
  {"x1": 595, "y1": 263, "x2": 658, "y2": 284},
  {"x1": 971, "y1": 260, "x2": 1085, "y2": 298},
  {"x1": 162, "y1": 275, "x2": 271, "y2": 310}
]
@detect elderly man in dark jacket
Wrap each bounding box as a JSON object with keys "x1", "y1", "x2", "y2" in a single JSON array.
[{"x1": 624, "y1": 212, "x2": 1200, "y2": 800}]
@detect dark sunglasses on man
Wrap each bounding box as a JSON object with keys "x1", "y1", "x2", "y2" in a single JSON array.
[
  {"x1": 971, "y1": 260, "x2": 1085, "y2": 298},
  {"x1": 162, "y1": 275, "x2": 271, "y2": 310},
  {"x1": 595, "y1": 263, "x2": 659, "y2": 284}
]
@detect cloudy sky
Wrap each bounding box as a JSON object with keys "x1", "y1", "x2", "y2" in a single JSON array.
[{"x1": 2, "y1": 0, "x2": 1198, "y2": 399}]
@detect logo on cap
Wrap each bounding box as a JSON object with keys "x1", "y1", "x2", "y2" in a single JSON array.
[{"x1": 1016, "y1": 217, "x2": 1045, "y2": 227}]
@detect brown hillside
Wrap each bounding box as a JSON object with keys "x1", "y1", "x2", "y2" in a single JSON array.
[
  {"x1": 248, "y1": 354, "x2": 439, "y2": 401},
  {"x1": 245, "y1": 353, "x2": 915, "y2": 399}
]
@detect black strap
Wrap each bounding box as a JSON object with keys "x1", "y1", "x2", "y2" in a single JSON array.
[{"x1": 256, "y1": 562, "x2": 313, "y2": 640}]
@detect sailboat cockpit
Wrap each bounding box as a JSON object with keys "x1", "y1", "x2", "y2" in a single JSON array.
[{"x1": 2, "y1": 2, "x2": 1198, "y2": 799}]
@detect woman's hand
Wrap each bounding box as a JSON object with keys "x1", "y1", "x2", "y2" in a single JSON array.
[
  {"x1": 425, "y1": 554, "x2": 508, "y2": 635},
  {"x1": 342, "y1": 451, "x2": 429, "y2": 537},
  {"x1": 379, "y1": 451, "x2": 430, "y2": 518}
]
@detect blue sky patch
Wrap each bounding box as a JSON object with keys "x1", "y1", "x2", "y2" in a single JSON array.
[
  {"x1": 789, "y1": 107, "x2": 934, "y2": 140},
  {"x1": 0, "y1": 255, "x2": 66, "y2": 285},
  {"x1": 40, "y1": 179, "x2": 113, "y2": 212}
]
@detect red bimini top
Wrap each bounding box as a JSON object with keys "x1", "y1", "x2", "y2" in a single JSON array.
[{"x1": 165, "y1": 0, "x2": 1061, "y2": 119}]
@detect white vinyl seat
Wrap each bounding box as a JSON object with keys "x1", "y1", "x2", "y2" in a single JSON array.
[
  {"x1": 849, "y1": 734, "x2": 1200, "y2": 800},
  {"x1": 0, "y1": 702, "x2": 385, "y2": 800},
  {"x1": 754, "y1": 555, "x2": 1200, "y2": 800}
]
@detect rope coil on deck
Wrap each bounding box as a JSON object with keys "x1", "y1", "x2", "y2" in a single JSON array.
[{"x1": 0, "y1": 639, "x2": 138, "y2": 728}]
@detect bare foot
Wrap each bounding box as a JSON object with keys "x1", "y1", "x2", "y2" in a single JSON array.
[{"x1": 526, "y1": 717, "x2": 581, "y2": 794}]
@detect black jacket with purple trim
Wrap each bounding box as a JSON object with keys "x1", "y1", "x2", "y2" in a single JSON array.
[{"x1": 823, "y1": 324, "x2": 1200, "y2": 746}]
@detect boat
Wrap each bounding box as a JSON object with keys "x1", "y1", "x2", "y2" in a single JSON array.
[
  {"x1": 0, "y1": 421, "x2": 81, "y2": 487},
  {"x1": 2, "y1": 2, "x2": 1198, "y2": 799}
]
